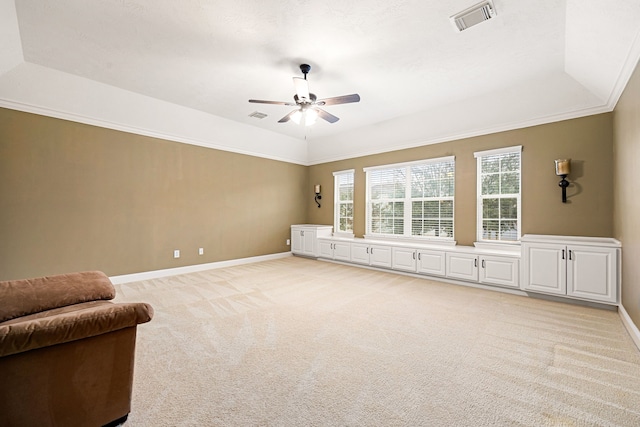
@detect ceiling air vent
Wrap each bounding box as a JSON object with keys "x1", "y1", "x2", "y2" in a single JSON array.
[
  {"x1": 248, "y1": 111, "x2": 268, "y2": 119},
  {"x1": 450, "y1": 1, "x2": 496, "y2": 32}
]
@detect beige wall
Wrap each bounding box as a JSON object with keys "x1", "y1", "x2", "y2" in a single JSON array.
[
  {"x1": 613, "y1": 61, "x2": 640, "y2": 329},
  {"x1": 308, "y1": 113, "x2": 614, "y2": 246},
  {"x1": 0, "y1": 108, "x2": 308, "y2": 280}
]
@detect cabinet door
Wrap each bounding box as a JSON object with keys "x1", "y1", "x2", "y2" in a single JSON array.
[
  {"x1": 291, "y1": 228, "x2": 304, "y2": 254},
  {"x1": 333, "y1": 242, "x2": 352, "y2": 262},
  {"x1": 446, "y1": 253, "x2": 478, "y2": 281},
  {"x1": 392, "y1": 247, "x2": 417, "y2": 272},
  {"x1": 567, "y1": 246, "x2": 617, "y2": 303},
  {"x1": 318, "y1": 239, "x2": 333, "y2": 259},
  {"x1": 480, "y1": 256, "x2": 519, "y2": 288},
  {"x1": 521, "y1": 243, "x2": 566, "y2": 295},
  {"x1": 351, "y1": 243, "x2": 370, "y2": 265},
  {"x1": 302, "y1": 229, "x2": 316, "y2": 256},
  {"x1": 417, "y1": 250, "x2": 446, "y2": 277},
  {"x1": 370, "y1": 245, "x2": 392, "y2": 268}
]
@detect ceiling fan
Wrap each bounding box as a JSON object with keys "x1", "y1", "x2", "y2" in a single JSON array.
[{"x1": 249, "y1": 64, "x2": 360, "y2": 126}]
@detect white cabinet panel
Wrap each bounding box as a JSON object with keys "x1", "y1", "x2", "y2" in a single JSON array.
[
  {"x1": 392, "y1": 247, "x2": 417, "y2": 272},
  {"x1": 334, "y1": 241, "x2": 352, "y2": 262},
  {"x1": 417, "y1": 250, "x2": 446, "y2": 277},
  {"x1": 522, "y1": 243, "x2": 566, "y2": 295},
  {"x1": 480, "y1": 256, "x2": 519, "y2": 288},
  {"x1": 351, "y1": 243, "x2": 371, "y2": 265},
  {"x1": 291, "y1": 229, "x2": 304, "y2": 253},
  {"x1": 318, "y1": 239, "x2": 333, "y2": 259},
  {"x1": 370, "y1": 245, "x2": 392, "y2": 268},
  {"x1": 302, "y1": 230, "x2": 316, "y2": 257},
  {"x1": 446, "y1": 253, "x2": 478, "y2": 281},
  {"x1": 567, "y1": 246, "x2": 617, "y2": 303}
]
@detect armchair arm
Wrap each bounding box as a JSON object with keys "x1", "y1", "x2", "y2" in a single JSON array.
[{"x1": 0, "y1": 301, "x2": 153, "y2": 357}]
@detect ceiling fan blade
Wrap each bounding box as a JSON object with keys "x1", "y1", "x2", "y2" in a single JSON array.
[
  {"x1": 317, "y1": 94, "x2": 360, "y2": 106},
  {"x1": 249, "y1": 99, "x2": 296, "y2": 106},
  {"x1": 293, "y1": 77, "x2": 310, "y2": 100},
  {"x1": 315, "y1": 108, "x2": 340, "y2": 124},
  {"x1": 278, "y1": 109, "x2": 299, "y2": 123}
]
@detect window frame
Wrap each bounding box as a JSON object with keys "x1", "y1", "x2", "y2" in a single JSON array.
[
  {"x1": 363, "y1": 156, "x2": 455, "y2": 243},
  {"x1": 333, "y1": 169, "x2": 355, "y2": 238},
  {"x1": 474, "y1": 145, "x2": 522, "y2": 244}
]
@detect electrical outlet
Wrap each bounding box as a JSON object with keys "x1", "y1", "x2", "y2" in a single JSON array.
[
  {"x1": 173, "y1": 249, "x2": 180, "y2": 258},
  {"x1": 198, "y1": 248, "x2": 204, "y2": 255},
  {"x1": 286, "y1": 239, "x2": 290, "y2": 246}
]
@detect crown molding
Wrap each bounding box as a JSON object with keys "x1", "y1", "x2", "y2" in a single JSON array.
[{"x1": 306, "y1": 104, "x2": 612, "y2": 165}]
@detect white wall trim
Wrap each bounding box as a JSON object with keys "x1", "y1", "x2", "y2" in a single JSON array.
[
  {"x1": 619, "y1": 303, "x2": 640, "y2": 352},
  {"x1": 109, "y1": 252, "x2": 292, "y2": 284},
  {"x1": 607, "y1": 25, "x2": 640, "y2": 110}
]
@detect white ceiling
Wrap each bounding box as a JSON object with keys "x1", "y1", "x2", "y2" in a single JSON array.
[{"x1": 1, "y1": 0, "x2": 640, "y2": 165}]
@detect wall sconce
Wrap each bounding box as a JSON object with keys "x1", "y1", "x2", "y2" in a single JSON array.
[
  {"x1": 314, "y1": 184, "x2": 322, "y2": 208},
  {"x1": 555, "y1": 159, "x2": 571, "y2": 203}
]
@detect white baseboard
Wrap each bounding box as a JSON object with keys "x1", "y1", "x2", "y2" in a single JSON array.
[
  {"x1": 109, "y1": 252, "x2": 292, "y2": 284},
  {"x1": 619, "y1": 304, "x2": 640, "y2": 352}
]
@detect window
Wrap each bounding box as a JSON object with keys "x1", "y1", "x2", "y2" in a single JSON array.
[
  {"x1": 474, "y1": 146, "x2": 522, "y2": 242},
  {"x1": 333, "y1": 169, "x2": 354, "y2": 235},
  {"x1": 364, "y1": 157, "x2": 455, "y2": 240}
]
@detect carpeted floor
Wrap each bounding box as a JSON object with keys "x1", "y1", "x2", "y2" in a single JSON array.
[{"x1": 114, "y1": 256, "x2": 640, "y2": 426}]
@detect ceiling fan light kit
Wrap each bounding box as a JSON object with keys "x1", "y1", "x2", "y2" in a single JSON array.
[{"x1": 248, "y1": 64, "x2": 360, "y2": 126}]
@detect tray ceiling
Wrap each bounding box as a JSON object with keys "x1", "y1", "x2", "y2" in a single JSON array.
[{"x1": 1, "y1": 0, "x2": 639, "y2": 164}]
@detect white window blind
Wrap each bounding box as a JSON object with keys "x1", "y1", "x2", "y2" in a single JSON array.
[
  {"x1": 365, "y1": 157, "x2": 455, "y2": 240},
  {"x1": 333, "y1": 170, "x2": 354, "y2": 234},
  {"x1": 475, "y1": 146, "x2": 522, "y2": 242}
]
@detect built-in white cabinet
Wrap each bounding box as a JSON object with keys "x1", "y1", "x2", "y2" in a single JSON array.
[
  {"x1": 293, "y1": 227, "x2": 620, "y2": 306},
  {"x1": 392, "y1": 247, "x2": 448, "y2": 276},
  {"x1": 291, "y1": 225, "x2": 333, "y2": 258},
  {"x1": 318, "y1": 238, "x2": 351, "y2": 262},
  {"x1": 417, "y1": 249, "x2": 447, "y2": 277},
  {"x1": 446, "y1": 252, "x2": 479, "y2": 282},
  {"x1": 351, "y1": 242, "x2": 392, "y2": 268},
  {"x1": 391, "y1": 247, "x2": 417, "y2": 272},
  {"x1": 521, "y1": 235, "x2": 620, "y2": 304},
  {"x1": 446, "y1": 251, "x2": 519, "y2": 288},
  {"x1": 479, "y1": 255, "x2": 519, "y2": 288}
]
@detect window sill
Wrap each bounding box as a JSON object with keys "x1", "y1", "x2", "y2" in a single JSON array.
[
  {"x1": 363, "y1": 234, "x2": 457, "y2": 247},
  {"x1": 473, "y1": 241, "x2": 521, "y2": 253},
  {"x1": 333, "y1": 232, "x2": 355, "y2": 239}
]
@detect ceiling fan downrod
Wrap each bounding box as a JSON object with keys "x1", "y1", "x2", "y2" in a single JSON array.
[{"x1": 300, "y1": 63, "x2": 311, "y2": 80}]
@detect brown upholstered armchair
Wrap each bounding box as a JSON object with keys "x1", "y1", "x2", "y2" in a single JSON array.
[{"x1": 0, "y1": 271, "x2": 153, "y2": 427}]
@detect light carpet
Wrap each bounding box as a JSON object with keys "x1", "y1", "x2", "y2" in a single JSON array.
[{"x1": 113, "y1": 256, "x2": 640, "y2": 426}]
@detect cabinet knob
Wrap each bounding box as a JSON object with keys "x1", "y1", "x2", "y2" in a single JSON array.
[
  {"x1": 413, "y1": 252, "x2": 416, "y2": 260},
  {"x1": 562, "y1": 249, "x2": 565, "y2": 260},
  {"x1": 482, "y1": 259, "x2": 485, "y2": 268},
  {"x1": 569, "y1": 250, "x2": 573, "y2": 260},
  {"x1": 474, "y1": 259, "x2": 477, "y2": 268},
  {"x1": 418, "y1": 253, "x2": 421, "y2": 261}
]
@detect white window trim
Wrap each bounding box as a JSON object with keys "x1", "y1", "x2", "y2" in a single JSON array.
[
  {"x1": 363, "y1": 156, "x2": 456, "y2": 172},
  {"x1": 364, "y1": 156, "x2": 455, "y2": 242},
  {"x1": 333, "y1": 169, "x2": 355, "y2": 238},
  {"x1": 473, "y1": 145, "x2": 522, "y2": 158},
  {"x1": 474, "y1": 146, "x2": 522, "y2": 245}
]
